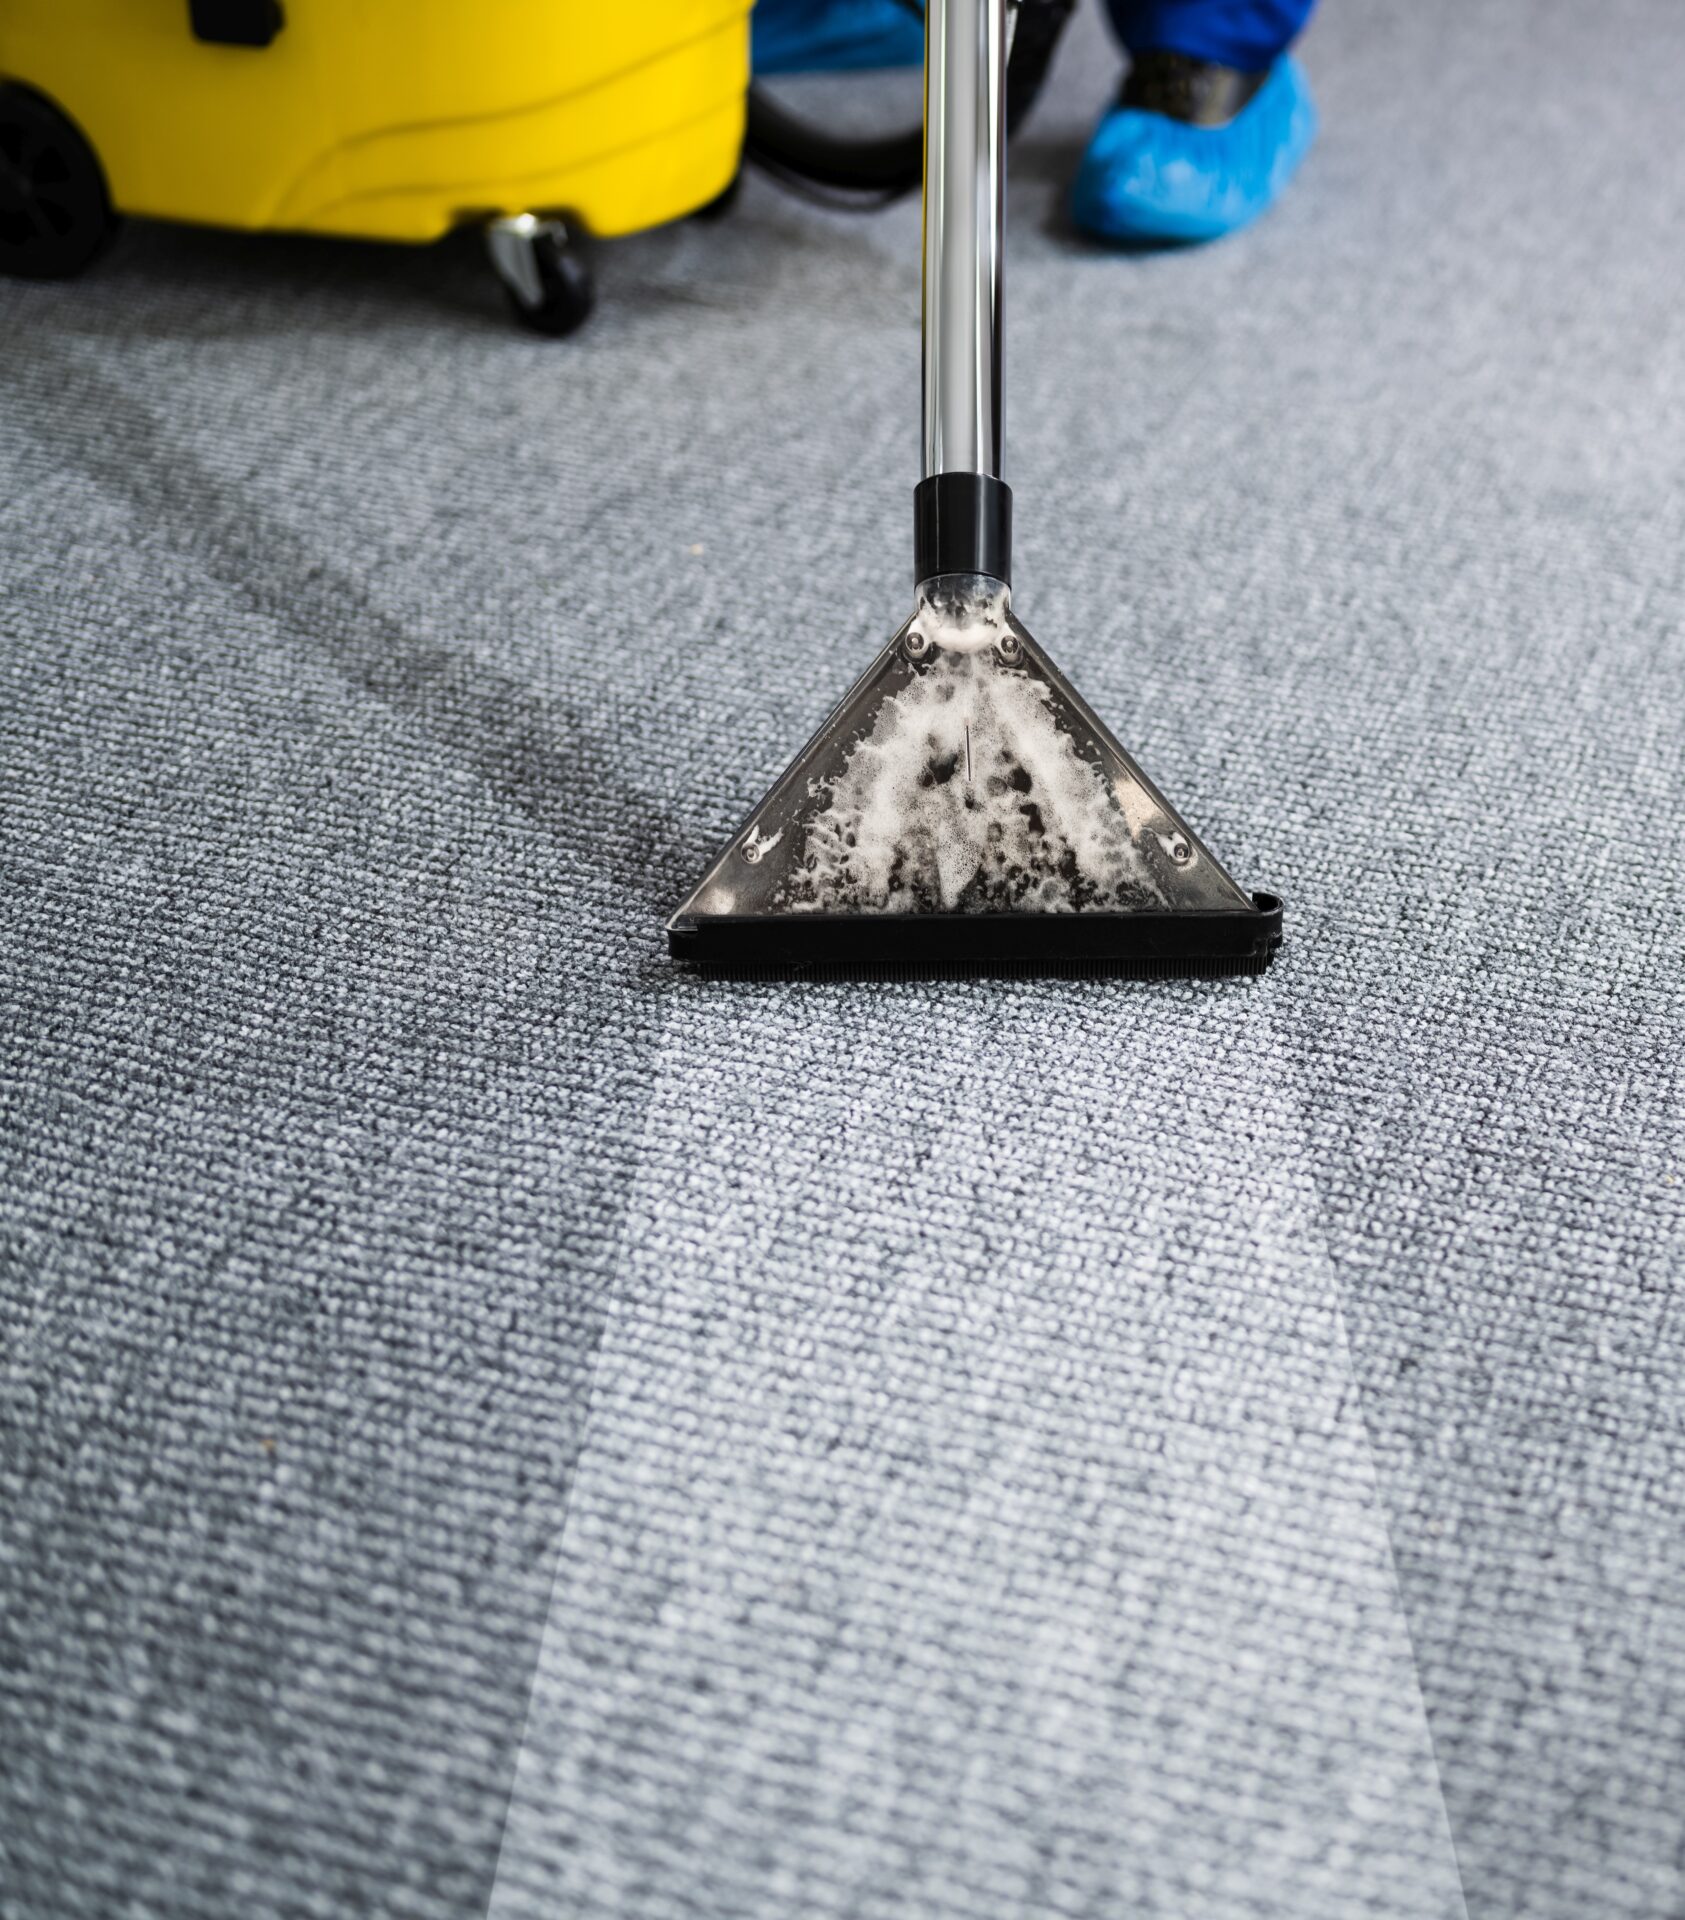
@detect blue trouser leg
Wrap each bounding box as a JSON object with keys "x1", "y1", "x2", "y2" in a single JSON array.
[{"x1": 1102, "y1": 0, "x2": 1318, "y2": 67}]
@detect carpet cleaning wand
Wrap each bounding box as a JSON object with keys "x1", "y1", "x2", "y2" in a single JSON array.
[{"x1": 669, "y1": 0, "x2": 1282, "y2": 976}]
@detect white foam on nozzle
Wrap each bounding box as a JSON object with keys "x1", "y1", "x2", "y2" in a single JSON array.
[
  {"x1": 909, "y1": 580, "x2": 1012, "y2": 655},
  {"x1": 790, "y1": 647, "x2": 1167, "y2": 914}
]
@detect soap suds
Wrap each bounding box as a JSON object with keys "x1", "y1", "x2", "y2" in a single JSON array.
[
  {"x1": 782, "y1": 650, "x2": 1166, "y2": 914},
  {"x1": 909, "y1": 581, "x2": 1011, "y2": 655}
]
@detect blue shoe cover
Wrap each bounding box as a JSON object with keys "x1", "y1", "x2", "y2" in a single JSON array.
[
  {"x1": 752, "y1": 0, "x2": 925, "y2": 75},
  {"x1": 1070, "y1": 56, "x2": 1317, "y2": 244}
]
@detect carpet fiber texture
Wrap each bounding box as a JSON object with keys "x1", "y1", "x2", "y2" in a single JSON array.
[{"x1": 3, "y1": 2, "x2": 1683, "y2": 1916}]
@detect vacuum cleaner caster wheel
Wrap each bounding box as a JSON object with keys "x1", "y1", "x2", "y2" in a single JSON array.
[
  {"x1": 485, "y1": 213, "x2": 595, "y2": 338},
  {"x1": 0, "y1": 84, "x2": 120, "y2": 281}
]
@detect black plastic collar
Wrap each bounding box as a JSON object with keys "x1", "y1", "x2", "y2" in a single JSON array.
[{"x1": 914, "y1": 474, "x2": 1013, "y2": 588}]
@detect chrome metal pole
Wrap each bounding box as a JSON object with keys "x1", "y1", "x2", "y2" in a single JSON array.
[{"x1": 921, "y1": 0, "x2": 1008, "y2": 482}]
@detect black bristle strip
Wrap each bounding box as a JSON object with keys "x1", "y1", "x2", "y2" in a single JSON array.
[
  {"x1": 686, "y1": 952, "x2": 1271, "y2": 985},
  {"x1": 667, "y1": 890, "x2": 1289, "y2": 975},
  {"x1": 669, "y1": 896, "x2": 1283, "y2": 979}
]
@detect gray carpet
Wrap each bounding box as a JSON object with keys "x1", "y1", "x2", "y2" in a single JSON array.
[{"x1": 3, "y1": 1, "x2": 1683, "y2": 1916}]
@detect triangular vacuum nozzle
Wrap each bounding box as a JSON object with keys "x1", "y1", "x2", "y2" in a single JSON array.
[
  {"x1": 668, "y1": 574, "x2": 1281, "y2": 978},
  {"x1": 669, "y1": 0, "x2": 1279, "y2": 978}
]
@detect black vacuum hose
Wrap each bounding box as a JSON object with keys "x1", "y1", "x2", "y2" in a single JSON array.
[{"x1": 744, "y1": 0, "x2": 1074, "y2": 205}]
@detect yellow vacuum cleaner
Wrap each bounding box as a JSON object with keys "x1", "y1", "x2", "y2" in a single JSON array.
[{"x1": 0, "y1": 0, "x2": 750, "y2": 333}]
